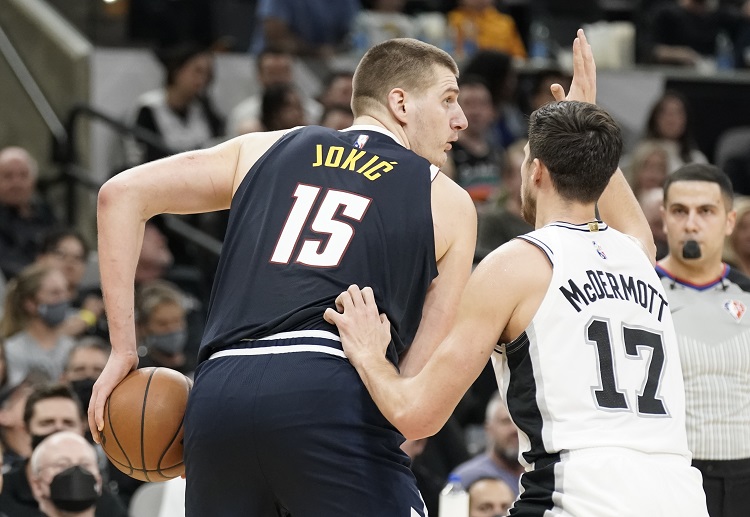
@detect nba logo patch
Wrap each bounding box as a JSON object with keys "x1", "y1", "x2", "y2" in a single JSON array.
[
  {"x1": 723, "y1": 299, "x2": 746, "y2": 323},
  {"x1": 354, "y1": 134, "x2": 369, "y2": 149},
  {"x1": 592, "y1": 240, "x2": 607, "y2": 259}
]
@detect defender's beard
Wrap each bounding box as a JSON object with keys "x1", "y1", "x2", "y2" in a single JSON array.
[{"x1": 521, "y1": 182, "x2": 537, "y2": 226}]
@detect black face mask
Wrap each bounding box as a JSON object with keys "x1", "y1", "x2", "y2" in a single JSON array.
[
  {"x1": 31, "y1": 432, "x2": 53, "y2": 451},
  {"x1": 70, "y1": 378, "x2": 97, "y2": 409},
  {"x1": 682, "y1": 239, "x2": 702, "y2": 259},
  {"x1": 49, "y1": 465, "x2": 98, "y2": 512}
]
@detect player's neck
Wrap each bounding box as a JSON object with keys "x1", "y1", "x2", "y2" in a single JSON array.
[
  {"x1": 535, "y1": 197, "x2": 598, "y2": 229},
  {"x1": 352, "y1": 115, "x2": 408, "y2": 148},
  {"x1": 658, "y1": 255, "x2": 726, "y2": 285}
]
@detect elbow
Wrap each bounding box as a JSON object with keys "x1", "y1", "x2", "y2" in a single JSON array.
[
  {"x1": 392, "y1": 408, "x2": 446, "y2": 440},
  {"x1": 97, "y1": 177, "x2": 125, "y2": 212},
  {"x1": 97, "y1": 176, "x2": 146, "y2": 221}
]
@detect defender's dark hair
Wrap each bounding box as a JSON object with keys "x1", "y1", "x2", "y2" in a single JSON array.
[{"x1": 528, "y1": 101, "x2": 623, "y2": 203}]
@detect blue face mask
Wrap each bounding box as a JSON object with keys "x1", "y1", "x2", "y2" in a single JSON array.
[
  {"x1": 144, "y1": 330, "x2": 188, "y2": 355},
  {"x1": 37, "y1": 301, "x2": 71, "y2": 328}
]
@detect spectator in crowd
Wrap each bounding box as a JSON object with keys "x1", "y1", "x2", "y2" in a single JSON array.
[
  {"x1": 463, "y1": 51, "x2": 526, "y2": 149},
  {"x1": 520, "y1": 68, "x2": 572, "y2": 117},
  {"x1": 1, "y1": 264, "x2": 75, "y2": 388},
  {"x1": 125, "y1": 41, "x2": 224, "y2": 167},
  {"x1": 0, "y1": 147, "x2": 57, "y2": 280},
  {"x1": 36, "y1": 229, "x2": 105, "y2": 339},
  {"x1": 135, "y1": 281, "x2": 191, "y2": 376},
  {"x1": 444, "y1": 76, "x2": 504, "y2": 205},
  {"x1": 656, "y1": 164, "x2": 750, "y2": 517},
  {"x1": 447, "y1": 0, "x2": 526, "y2": 61},
  {"x1": 643, "y1": 0, "x2": 750, "y2": 67},
  {"x1": 29, "y1": 432, "x2": 102, "y2": 517},
  {"x1": 260, "y1": 83, "x2": 308, "y2": 131},
  {"x1": 319, "y1": 104, "x2": 355, "y2": 130},
  {"x1": 450, "y1": 393, "x2": 522, "y2": 496},
  {"x1": 227, "y1": 48, "x2": 323, "y2": 137},
  {"x1": 642, "y1": 90, "x2": 708, "y2": 173},
  {"x1": 474, "y1": 139, "x2": 533, "y2": 261},
  {"x1": 0, "y1": 381, "x2": 35, "y2": 472},
  {"x1": 316, "y1": 71, "x2": 355, "y2": 112},
  {"x1": 250, "y1": 0, "x2": 361, "y2": 58},
  {"x1": 725, "y1": 196, "x2": 750, "y2": 275},
  {"x1": 467, "y1": 476, "x2": 515, "y2": 517},
  {"x1": 626, "y1": 139, "x2": 670, "y2": 200},
  {"x1": 0, "y1": 384, "x2": 126, "y2": 516},
  {"x1": 351, "y1": 0, "x2": 418, "y2": 55}
]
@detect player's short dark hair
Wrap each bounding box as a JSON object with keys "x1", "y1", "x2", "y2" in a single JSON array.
[
  {"x1": 528, "y1": 100, "x2": 623, "y2": 203},
  {"x1": 663, "y1": 163, "x2": 734, "y2": 209},
  {"x1": 352, "y1": 38, "x2": 458, "y2": 118},
  {"x1": 23, "y1": 383, "x2": 82, "y2": 428}
]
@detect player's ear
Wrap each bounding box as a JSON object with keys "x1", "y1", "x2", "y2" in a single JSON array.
[
  {"x1": 531, "y1": 158, "x2": 545, "y2": 185},
  {"x1": 387, "y1": 88, "x2": 408, "y2": 123}
]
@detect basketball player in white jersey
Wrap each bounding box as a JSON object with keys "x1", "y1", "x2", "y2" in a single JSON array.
[{"x1": 325, "y1": 30, "x2": 709, "y2": 516}]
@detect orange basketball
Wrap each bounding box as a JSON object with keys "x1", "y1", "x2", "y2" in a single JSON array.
[{"x1": 100, "y1": 367, "x2": 192, "y2": 482}]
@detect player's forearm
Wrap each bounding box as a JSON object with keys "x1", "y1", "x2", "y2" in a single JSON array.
[
  {"x1": 97, "y1": 179, "x2": 145, "y2": 356},
  {"x1": 598, "y1": 169, "x2": 657, "y2": 261},
  {"x1": 349, "y1": 354, "x2": 434, "y2": 439}
]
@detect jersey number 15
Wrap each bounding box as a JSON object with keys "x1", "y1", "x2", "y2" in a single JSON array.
[{"x1": 271, "y1": 184, "x2": 372, "y2": 267}]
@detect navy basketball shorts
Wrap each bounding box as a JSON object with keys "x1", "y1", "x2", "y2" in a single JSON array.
[{"x1": 183, "y1": 331, "x2": 428, "y2": 516}]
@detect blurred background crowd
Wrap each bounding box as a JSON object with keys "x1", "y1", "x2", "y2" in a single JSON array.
[{"x1": 3, "y1": 0, "x2": 750, "y2": 515}]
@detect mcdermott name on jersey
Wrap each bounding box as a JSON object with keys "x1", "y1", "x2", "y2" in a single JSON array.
[{"x1": 559, "y1": 269, "x2": 669, "y2": 322}]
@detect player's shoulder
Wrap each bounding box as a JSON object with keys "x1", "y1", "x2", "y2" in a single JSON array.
[
  {"x1": 432, "y1": 171, "x2": 475, "y2": 214},
  {"x1": 431, "y1": 172, "x2": 477, "y2": 242},
  {"x1": 477, "y1": 236, "x2": 552, "y2": 282}
]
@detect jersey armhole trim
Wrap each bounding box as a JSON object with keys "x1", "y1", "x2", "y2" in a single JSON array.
[
  {"x1": 430, "y1": 164, "x2": 440, "y2": 182},
  {"x1": 516, "y1": 235, "x2": 554, "y2": 266}
]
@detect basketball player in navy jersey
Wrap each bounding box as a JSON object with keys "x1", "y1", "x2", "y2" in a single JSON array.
[
  {"x1": 327, "y1": 30, "x2": 709, "y2": 516},
  {"x1": 91, "y1": 39, "x2": 476, "y2": 515}
]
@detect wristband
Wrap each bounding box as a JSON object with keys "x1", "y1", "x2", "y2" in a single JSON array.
[{"x1": 79, "y1": 309, "x2": 97, "y2": 327}]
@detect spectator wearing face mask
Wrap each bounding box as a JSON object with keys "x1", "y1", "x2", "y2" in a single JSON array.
[
  {"x1": 0, "y1": 384, "x2": 127, "y2": 516},
  {"x1": 135, "y1": 280, "x2": 191, "y2": 376},
  {"x1": 60, "y1": 338, "x2": 108, "y2": 437},
  {"x1": 0, "y1": 264, "x2": 76, "y2": 388},
  {"x1": 29, "y1": 431, "x2": 102, "y2": 517}
]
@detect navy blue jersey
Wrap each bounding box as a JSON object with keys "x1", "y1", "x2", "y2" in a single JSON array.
[{"x1": 198, "y1": 125, "x2": 438, "y2": 363}]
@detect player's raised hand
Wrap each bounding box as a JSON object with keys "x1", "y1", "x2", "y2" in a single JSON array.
[
  {"x1": 551, "y1": 29, "x2": 596, "y2": 105},
  {"x1": 325, "y1": 285, "x2": 391, "y2": 368}
]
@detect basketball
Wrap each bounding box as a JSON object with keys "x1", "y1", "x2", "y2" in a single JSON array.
[{"x1": 100, "y1": 367, "x2": 192, "y2": 482}]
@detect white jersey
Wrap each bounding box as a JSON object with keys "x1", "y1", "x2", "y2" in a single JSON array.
[{"x1": 493, "y1": 221, "x2": 692, "y2": 468}]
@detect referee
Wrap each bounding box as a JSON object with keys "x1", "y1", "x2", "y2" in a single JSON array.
[{"x1": 657, "y1": 163, "x2": 750, "y2": 517}]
